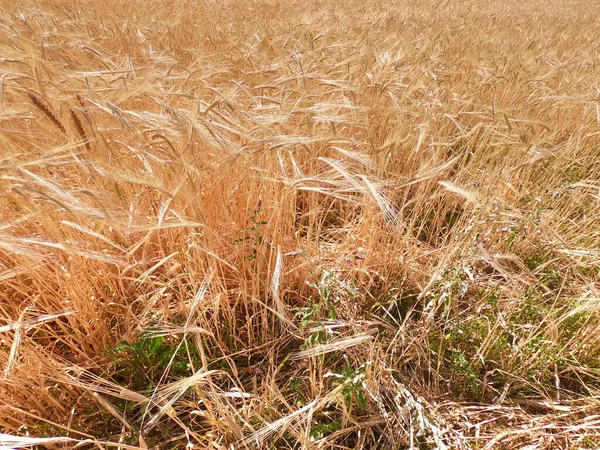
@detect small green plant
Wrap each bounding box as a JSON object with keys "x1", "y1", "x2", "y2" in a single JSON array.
[
  {"x1": 107, "y1": 330, "x2": 198, "y2": 391},
  {"x1": 289, "y1": 377, "x2": 303, "y2": 391},
  {"x1": 309, "y1": 418, "x2": 342, "y2": 440},
  {"x1": 297, "y1": 270, "x2": 360, "y2": 366},
  {"x1": 524, "y1": 252, "x2": 561, "y2": 289},
  {"x1": 288, "y1": 376, "x2": 309, "y2": 407},
  {"x1": 296, "y1": 301, "x2": 332, "y2": 352},
  {"x1": 234, "y1": 203, "x2": 271, "y2": 269},
  {"x1": 312, "y1": 270, "x2": 341, "y2": 320},
  {"x1": 426, "y1": 266, "x2": 470, "y2": 317},
  {"x1": 334, "y1": 362, "x2": 369, "y2": 413},
  {"x1": 514, "y1": 287, "x2": 552, "y2": 325},
  {"x1": 303, "y1": 269, "x2": 359, "y2": 322},
  {"x1": 449, "y1": 350, "x2": 482, "y2": 398},
  {"x1": 441, "y1": 318, "x2": 489, "y2": 400}
]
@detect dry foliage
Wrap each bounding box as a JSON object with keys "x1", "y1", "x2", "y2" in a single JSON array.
[{"x1": 1, "y1": 0, "x2": 600, "y2": 448}]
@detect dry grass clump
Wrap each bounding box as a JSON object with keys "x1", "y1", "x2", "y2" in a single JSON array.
[{"x1": 1, "y1": 0, "x2": 600, "y2": 448}]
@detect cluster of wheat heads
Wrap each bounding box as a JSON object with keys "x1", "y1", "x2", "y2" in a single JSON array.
[{"x1": 1, "y1": 0, "x2": 600, "y2": 448}]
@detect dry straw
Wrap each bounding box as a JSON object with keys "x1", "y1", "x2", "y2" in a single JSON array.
[{"x1": 1, "y1": 0, "x2": 600, "y2": 448}]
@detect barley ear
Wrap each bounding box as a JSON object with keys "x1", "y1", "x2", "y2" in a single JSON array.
[{"x1": 28, "y1": 92, "x2": 67, "y2": 135}]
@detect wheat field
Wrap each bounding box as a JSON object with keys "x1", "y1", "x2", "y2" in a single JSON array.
[{"x1": 1, "y1": 0, "x2": 600, "y2": 448}]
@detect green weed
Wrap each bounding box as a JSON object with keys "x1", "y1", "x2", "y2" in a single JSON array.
[
  {"x1": 106, "y1": 329, "x2": 199, "y2": 391},
  {"x1": 334, "y1": 362, "x2": 369, "y2": 413},
  {"x1": 234, "y1": 203, "x2": 272, "y2": 269}
]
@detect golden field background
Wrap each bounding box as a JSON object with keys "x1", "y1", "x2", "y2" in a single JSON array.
[{"x1": 1, "y1": 0, "x2": 600, "y2": 448}]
